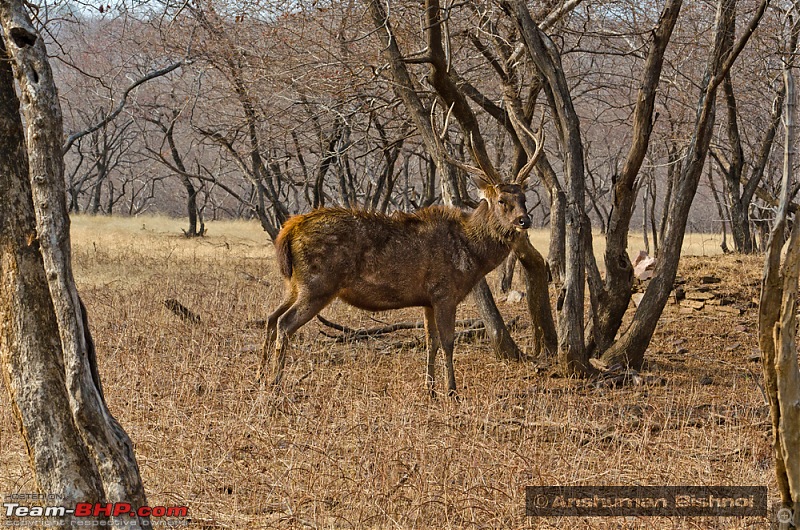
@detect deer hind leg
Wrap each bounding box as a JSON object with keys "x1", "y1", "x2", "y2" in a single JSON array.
[
  {"x1": 433, "y1": 305, "x2": 458, "y2": 398},
  {"x1": 257, "y1": 290, "x2": 296, "y2": 382},
  {"x1": 272, "y1": 292, "x2": 332, "y2": 388},
  {"x1": 424, "y1": 307, "x2": 440, "y2": 397}
]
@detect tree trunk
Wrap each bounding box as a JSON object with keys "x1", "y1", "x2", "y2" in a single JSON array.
[
  {"x1": 728, "y1": 196, "x2": 752, "y2": 252},
  {"x1": 759, "y1": 63, "x2": 800, "y2": 528},
  {"x1": 648, "y1": 174, "x2": 659, "y2": 254},
  {"x1": 89, "y1": 162, "x2": 105, "y2": 214},
  {"x1": 720, "y1": 74, "x2": 755, "y2": 253},
  {"x1": 507, "y1": 0, "x2": 591, "y2": 376},
  {"x1": 499, "y1": 253, "x2": 517, "y2": 293},
  {"x1": 183, "y1": 177, "x2": 202, "y2": 237},
  {"x1": 471, "y1": 279, "x2": 522, "y2": 361},
  {"x1": 772, "y1": 222, "x2": 800, "y2": 526},
  {"x1": 0, "y1": 36, "x2": 106, "y2": 523},
  {"x1": 658, "y1": 140, "x2": 680, "y2": 252},
  {"x1": 707, "y1": 159, "x2": 730, "y2": 253},
  {"x1": 0, "y1": 4, "x2": 150, "y2": 527},
  {"x1": 585, "y1": 0, "x2": 682, "y2": 357},
  {"x1": 163, "y1": 119, "x2": 203, "y2": 237},
  {"x1": 603, "y1": 0, "x2": 767, "y2": 368},
  {"x1": 548, "y1": 189, "x2": 566, "y2": 284},
  {"x1": 512, "y1": 235, "x2": 557, "y2": 357},
  {"x1": 642, "y1": 180, "x2": 650, "y2": 255}
]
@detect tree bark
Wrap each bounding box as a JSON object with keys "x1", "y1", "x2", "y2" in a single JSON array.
[
  {"x1": 774, "y1": 221, "x2": 800, "y2": 521},
  {"x1": 642, "y1": 178, "x2": 650, "y2": 255},
  {"x1": 499, "y1": 253, "x2": 516, "y2": 293},
  {"x1": 0, "y1": 2, "x2": 150, "y2": 526},
  {"x1": 720, "y1": 72, "x2": 755, "y2": 253},
  {"x1": 759, "y1": 63, "x2": 799, "y2": 527},
  {"x1": 658, "y1": 139, "x2": 680, "y2": 251},
  {"x1": 648, "y1": 174, "x2": 658, "y2": 254},
  {"x1": 0, "y1": 35, "x2": 105, "y2": 523},
  {"x1": 512, "y1": 235, "x2": 557, "y2": 357},
  {"x1": 547, "y1": 186, "x2": 567, "y2": 285}
]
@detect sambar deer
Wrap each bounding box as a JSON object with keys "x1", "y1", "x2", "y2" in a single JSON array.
[{"x1": 259, "y1": 113, "x2": 542, "y2": 397}]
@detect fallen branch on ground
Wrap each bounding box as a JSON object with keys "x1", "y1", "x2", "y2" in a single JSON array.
[
  {"x1": 317, "y1": 315, "x2": 521, "y2": 343},
  {"x1": 163, "y1": 299, "x2": 201, "y2": 324}
]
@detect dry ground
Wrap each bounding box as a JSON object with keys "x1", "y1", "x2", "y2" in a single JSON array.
[{"x1": 0, "y1": 216, "x2": 778, "y2": 529}]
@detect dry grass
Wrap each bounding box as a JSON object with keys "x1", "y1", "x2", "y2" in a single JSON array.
[
  {"x1": 0, "y1": 215, "x2": 776, "y2": 529},
  {"x1": 527, "y1": 228, "x2": 727, "y2": 264}
]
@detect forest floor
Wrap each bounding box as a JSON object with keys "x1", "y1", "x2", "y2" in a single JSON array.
[{"x1": 0, "y1": 215, "x2": 778, "y2": 529}]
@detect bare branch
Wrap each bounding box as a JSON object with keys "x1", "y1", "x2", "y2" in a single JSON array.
[
  {"x1": 62, "y1": 60, "x2": 185, "y2": 154},
  {"x1": 709, "y1": 0, "x2": 770, "y2": 93},
  {"x1": 540, "y1": 0, "x2": 585, "y2": 31}
]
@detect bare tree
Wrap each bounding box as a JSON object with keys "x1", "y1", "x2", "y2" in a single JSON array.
[
  {"x1": 0, "y1": 2, "x2": 149, "y2": 527},
  {"x1": 711, "y1": 67, "x2": 788, "y2": 253},
  {"x1": 603, "y1": 0, "x2": 769, "y2": 368}
]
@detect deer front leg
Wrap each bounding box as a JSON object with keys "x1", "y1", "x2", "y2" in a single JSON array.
[
  {"x1": 272, "y1": 293, "x2": 332, "y2": 388},
  {"x1": 424, "y1": 306, "x2": 440, "y2": 397},
  {"x1": 433, "y1": 304, "x2": 458, "y2": 398},
  {"x1": 257, "y1": 295, "x2": 295, "y2": 382}
]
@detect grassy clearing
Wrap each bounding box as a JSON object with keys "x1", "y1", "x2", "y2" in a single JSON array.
[{"x1": 0, "y1": 215, "x2": 772, "y2": 529}]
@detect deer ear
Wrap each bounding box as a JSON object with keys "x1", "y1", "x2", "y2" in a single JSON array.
[{"x1": 477, "y1": 183, "x2": 501, "y2": 201}]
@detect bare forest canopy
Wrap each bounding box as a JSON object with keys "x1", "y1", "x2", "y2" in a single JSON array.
[{"x1": 27, "y1": 0, "x2": 789, "y2": 243}]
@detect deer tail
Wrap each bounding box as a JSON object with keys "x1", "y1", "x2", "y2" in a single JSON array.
[{"x1": 274, "y1": 218, "x2": 298, "y2": 278}]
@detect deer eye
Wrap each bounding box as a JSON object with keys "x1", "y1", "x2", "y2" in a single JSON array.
[{"x1": 498, "y1": 199, "x2": 506, "y2": 205}]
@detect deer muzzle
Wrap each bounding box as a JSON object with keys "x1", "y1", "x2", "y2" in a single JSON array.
[{"x1": 516, "y1": 215, "x2": 531, "y2": 230}]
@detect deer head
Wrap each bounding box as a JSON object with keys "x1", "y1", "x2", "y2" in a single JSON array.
[{"x1": 431, "y1": 101, "x2": 543, "y2": 234}]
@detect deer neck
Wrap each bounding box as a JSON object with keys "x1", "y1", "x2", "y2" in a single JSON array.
[{"x1": 464, "y1": 200, "x2": 515, "y2": 269}]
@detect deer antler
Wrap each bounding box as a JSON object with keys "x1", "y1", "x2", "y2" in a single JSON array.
[
  {"x1": 511, "y1": 112, "x2": 545, "y2": 185},
  {"x1": 430, "y1": 100, "x2": 494, "y2": 187}
]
